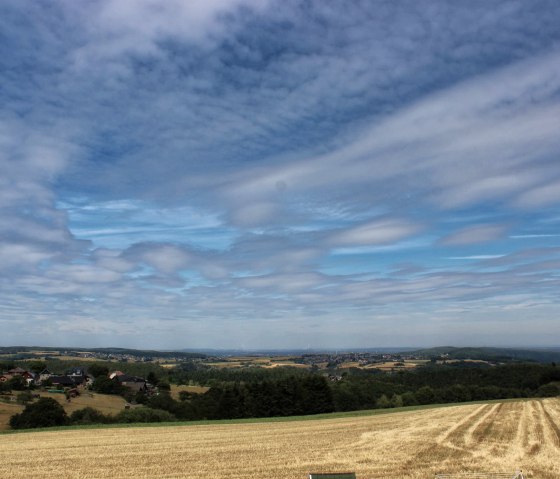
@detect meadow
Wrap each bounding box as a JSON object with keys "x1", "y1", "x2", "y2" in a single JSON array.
[{"x1": 1, "y1": 398, "x2": 558, "y2": 478}]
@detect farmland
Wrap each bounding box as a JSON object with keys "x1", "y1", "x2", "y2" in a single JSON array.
[
  {"x1": 0, "y1": 392, "x2": 128, "y2": 431},
  {"x1": 1, "y1": 398, "x2": 558, "y2": 478}
]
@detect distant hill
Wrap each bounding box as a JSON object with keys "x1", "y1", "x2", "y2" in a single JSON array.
[
  {"x1": 407, "y1": 346, "x2": 560, "y2": 363},
  {"x1": 0, "y1": 346, "x2": 206, "y2": 360},
  {"x1": 181, "y1": 347, "x2": 416, "y2": 356}
]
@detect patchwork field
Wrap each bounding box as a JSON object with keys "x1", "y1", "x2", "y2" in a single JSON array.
[{"x1": 0, "y1": 398, "x2": 558, "y2": 479}]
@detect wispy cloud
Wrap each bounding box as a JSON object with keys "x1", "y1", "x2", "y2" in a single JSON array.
[
  {"x1": 1, "y1": 0, "x2": 560, "y2": 348},
  {"x1": 440, "y1": 224, "x2": 510, "y2": 246}
]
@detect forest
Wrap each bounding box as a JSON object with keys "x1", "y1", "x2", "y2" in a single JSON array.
[{"x1": 4, "y1": 359, "x2": 560, "y2": 429}]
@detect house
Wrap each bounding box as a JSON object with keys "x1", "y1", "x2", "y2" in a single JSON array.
[
  {"x1": 109, "y1": 370, "x2": 126, "y2": 380},
  {"x1": 115, "y1": 375, "x2": 147, "y2": 393},
  {"x1": 37, "y1": 368, "x2": 52, "y2": 384},
  {"x1": 65, "y1": 368, "x2": 87, "y2": 385},
  {"x1": 66, "y1": 367, "x2": 86, "y2": 378},
  {"x1": 49, "y1": 375, "x2": 79, "y2": 388},
  {"x1": 6, "y1": 368, "x2": 35, "y2": 385}
]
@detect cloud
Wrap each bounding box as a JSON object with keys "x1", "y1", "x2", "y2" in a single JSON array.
[
  {"x1": 71, "y1": 0, "x2": 268, "y2": 66},
  {"x1": 514, "y1": 180, "x2": 560, "y2": 208},
  {"x1": 1, "y1": 0, "x2": 560, "y2": 348},
  {"x1": 440, "y1": 224, "x2": 510, "y2": 246},
  {"x1": 328, "y1": 219, "x2": 420, "y2": 247},
  {"x1": 447, "y1": 255, "x2": 506, "y2": 260},
  {"x1": 229, "y1": 202, "x2": 279, "y2": 227},
  {"x1": 223, "y1": 50, "x2": 560, "y2": 224},
  {"x1": 124, "y1": 243, "x2": 191, "y2": 275}
]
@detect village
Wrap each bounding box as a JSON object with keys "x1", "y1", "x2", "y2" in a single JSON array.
[{"x1": 0, "y1": 365, "x2": 157, "y2": 407}]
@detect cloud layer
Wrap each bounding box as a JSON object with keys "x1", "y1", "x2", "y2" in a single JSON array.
[{"x1": 1, "y1": 0, "x2": 560, "y2": 349}]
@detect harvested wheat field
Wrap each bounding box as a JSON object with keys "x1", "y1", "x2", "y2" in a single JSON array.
[{"x1": 1, "y1": 398, "x2": 559, "y2": 479}]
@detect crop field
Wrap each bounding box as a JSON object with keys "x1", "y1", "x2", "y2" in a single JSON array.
[{"x1": 0, "y1": 398, "x2": 558, "y2": 479}]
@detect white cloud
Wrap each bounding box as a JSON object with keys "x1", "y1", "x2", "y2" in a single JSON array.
[
  {"x1": 1, "y1": 1, "x2": 560, "y2": 348},
  {"x1": 71, "y1": 0, "x2": 269, "y2": 65},
  {"x1": 329, "y1": 219, "x2": 420, "y2": 246},
  {"x1": 135, "y1": 244, "x2": 190, "y2": 274},
  {"x1": 440, "y1": 224, "x2": 509, "y2": 246},
  {"x1": 514, "y1": 180, "x2": 560, "y2": 208},
  {"x1": 224, "y1": 51, "x2": 560, "y2": 220}
]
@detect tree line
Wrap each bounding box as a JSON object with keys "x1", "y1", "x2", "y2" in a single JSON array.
[{"x1": 6, "y1": 362, "x2": 560, "y2": 429}]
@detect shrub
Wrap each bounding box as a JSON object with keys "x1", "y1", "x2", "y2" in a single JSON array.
[
  {"x1": 70, "y1": 407, "x2": 111, "y2": 425},
  {"x1": 415, "y1": 386, "x2": 436, "y2": 405},
  {"x1": 391, "y1": 394, "x2": 404, "y2": 408},
  {"x1": 157, "y1": 381, "x2": 171, "y2": 391},
  {"x1": 401, "y1": 391, "x2": 418, "y2": 406},
  {"x1": 16, "y1": 391, "x2": 34, "y2": 405},
  {"x1": 538, "y1": 383, "x2": 560, "y2": 397},
  {"x1": 376, "y1": 394, "x2": 391, "y2": 409}
]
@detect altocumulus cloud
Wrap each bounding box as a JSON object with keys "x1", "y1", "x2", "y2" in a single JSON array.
[{"x1": 1, "y1": 0, "x2": 560, "y2": 349}]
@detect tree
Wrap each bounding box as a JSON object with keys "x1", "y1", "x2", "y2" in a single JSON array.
[
  {"x1": 415, "y1": 386, "x2": 436, "y2": 405},
  {"x1": 10, "y1": 398, "x2": 68, "y2": 429},
  {"x1": 7, "y1": 375, "x2": 27, "y2": 391},
  {"x1": 157, "y1": 381, "x2": 171, "y2": 392},
  {"x1": 27, "y1": 360, "x2": 47, "y2": 374},
  {"x1": 92, "y1": 376, "x2": 125, "y2": 395},
  {"x1": 401, "y1": 391, "x2": 418, "y2": 406},
  {"x1": 70, "y1": 407, "x2": 110, "y2": 425},
  {"x1": 391, "y1": 394, "x2": 404, "y2": 408},
  {"x1": 178, "y1": 390, "x2": 194, "y2": 401},
  {"x1": 376, "y1": 394, "x2": 391, "y2": 409},
  {"x1": 87, "y1": 364, "x2": 109, "y2": 378},
  {"x1": 147, "y1": 371, "x2": 159, "y2": 385},
  {"x1": 0, "y1": 361, "x2": 15, "y2": 371}
]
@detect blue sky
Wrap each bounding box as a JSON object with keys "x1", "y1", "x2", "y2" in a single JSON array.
[{"x1": 1, "y1": 0, "x2": 560, "y2": 350}]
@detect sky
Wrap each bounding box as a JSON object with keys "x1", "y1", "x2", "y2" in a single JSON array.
[{"x1": 1, "y1": 0, "x2": 560, "y2": 350}]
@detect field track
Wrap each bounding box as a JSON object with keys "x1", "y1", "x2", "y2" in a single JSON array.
[{"x1": 0, "y1": 398, "x2": 558, "y2": 479}]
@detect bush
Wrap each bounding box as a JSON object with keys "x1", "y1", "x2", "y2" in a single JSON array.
[
  {"x1": 70, "y1": 407, "x2": 111, "y2": 425},
  {"x1": 10, "y1": 397, "x2": 68, "y2": 429},
  {"x1": 538, "y1": 383, "x2": 560, "y2": 397},
  {"x1": 401, "y1": 391, "x2": 418, "y2": 406},
  {"x1": 178, "y1": 390, "x2": 193, "y2": 401},
  {"x1": 157, "y1": 381, "x2": 171, "y2": 391},
  {"x1": 376, "y1": 394, "x2": 391, "y2": 409},
  {"x1": 391, "y1": 394, "x2": 404, "y2": 408},
  {"x1": 415, "y1": 386, "x2": 435, "y2": 405},
  {"x1": 114, "y1": 407, "x2": 176, "y2": 423},
  {"x1": 16, "y1": 391, "x2": 33, "y2": 405}
]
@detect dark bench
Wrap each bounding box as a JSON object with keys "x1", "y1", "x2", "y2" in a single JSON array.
[{"x1": 309, "y1": 473, "x2": 356, "y2": 479}]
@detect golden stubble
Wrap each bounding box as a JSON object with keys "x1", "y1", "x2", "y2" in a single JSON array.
[{"x1": 0, "y1": 398, "x2": 558, "y2": 479}]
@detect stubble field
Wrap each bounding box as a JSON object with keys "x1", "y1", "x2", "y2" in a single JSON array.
[{"x1": 1, "y1": 398, "x2": 558, "y2": 479}]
